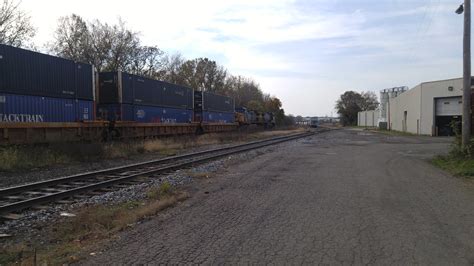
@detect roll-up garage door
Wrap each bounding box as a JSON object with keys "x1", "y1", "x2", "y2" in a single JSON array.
[{"x1": 435, "y1": 97, "x2": 462, "y2": 116}]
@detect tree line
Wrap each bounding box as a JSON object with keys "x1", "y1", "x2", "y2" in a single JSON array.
[{"x1": 0, "y1": 1, "x2": 293, "y2": 126}]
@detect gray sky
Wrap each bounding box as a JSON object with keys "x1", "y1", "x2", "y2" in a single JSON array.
[{"x1": 22, "y1": 0, "x2": 466, "y2": 116}]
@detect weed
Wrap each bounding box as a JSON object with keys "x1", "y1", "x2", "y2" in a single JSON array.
[
  {"x1": 0, "y1": 147, "x2": 19, "y2": 170},
  {"x1": 159, "y1": 181, "x2": 173, "y2": 196},
  {"x1": 146, "y1": 182, "x2": 174, "y2": 200},
  {"x1": 0, "y1": 145, "x2": 72, "y2": 171},
  {"x1": 146, "y1": 186, "x2": 161, "y2": 200},
  {"x1": 371, "y1": 129, "x2": 419, "y2": 136},
  {"x1": 2, "y1": 190, "x2": 189, "y2": 265},
  {"x1": 0, "y1": 244, "x2": 29, "y2": 265},
  {"x1": 136, "y1": 146, "x2": 146, "y2": 154},
  {"x1": 431, "y1": 122, "x2": 474, "y2": 178},
  {"x1": 432, "y1": 155, "x2": 474, "y2": 178},
  {"x1": 0, "y1": 128, "x2": 302, "y2": 172}
]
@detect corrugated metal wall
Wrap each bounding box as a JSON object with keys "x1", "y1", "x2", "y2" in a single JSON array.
[
  {"x1": 203, "y1": 92, "x2": 234, "y2": 113},
  {"x1": 0, "y1": 44, "x2": 93, "y2": 100},
  {"x1": 98, "y1": 72, "x2": 121, "y2": 104},
  {"x1": 99, "y1": 72, "x2": 194, "y2": 110},
  {"x1": 97, "y1": 103, "x2": 193, "y2": 123},
  {"x1": 202, "y1": 111, "x2": 235, "y2": 123},
  {"x1": 0, "y1": 93, "x2": 94, "y2": 122},
  {"x1": 357, "y1": 110, "x2": 379, "y2": 127},
  {"x1": 160, "y1": 82, "x2": 193, "y2": 109},
  {"x1": 134, "y1": 106, "x2": 193, "y2": 123}
]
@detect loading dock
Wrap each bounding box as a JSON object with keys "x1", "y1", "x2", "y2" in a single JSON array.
[
  {"x1": 386, "y1": 77, "x2": 470, "y2": 136},
  {"x1": 435, "y1": 97, "x2": 462, "y2": 136}
]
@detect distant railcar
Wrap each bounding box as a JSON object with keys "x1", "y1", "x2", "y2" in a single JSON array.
[
  {"x1": 235, "y1": 107, "x2": 275, "y2": 128},
  {"x1": 235, "y1": 107, "x2": 252, "y2": 125},
  {"x1": 256, "y1": 112, "x2": 275, "y2": 128},
  {"x1": 97, "y1": 71, "x2": 193, "y2": 123},
  {"x1": 263, "y1": 112, "x2": 276, "y2": 128}
]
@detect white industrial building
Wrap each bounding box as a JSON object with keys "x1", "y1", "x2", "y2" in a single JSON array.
[
  {"x1": 388, "y1": 78, "x2": 466, "y2": 136},
  {"x1": 358, "y1": 77, "x2": 468, "y2": 136},
  {"x1": 357, "y1": 110, "x2": 379, "y2": 127}
]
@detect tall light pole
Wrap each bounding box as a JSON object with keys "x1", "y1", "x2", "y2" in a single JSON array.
[{"x1": 456, "y1": 1, "x2": 471, "y2": 149}]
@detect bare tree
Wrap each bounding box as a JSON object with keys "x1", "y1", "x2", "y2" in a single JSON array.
[
  {"x1": 173, "y1": 58, "x2": 227, "y2": 92},
  {"x1": 360, "y1": 91, "x2": 379, "y2": 111},
  {"x1": 0, "y1": 0, "x2": 35, "y2": 47},
  {"x1": 49, "y1": 14, "x2": 288, "y2": 121},
  {"x1": 130, "y1": 46, "x2": 164, "y2": 77},
  {"x1": 227, "y1": 76, "x2": 264, "y2": 107},
  {"x1": 157, "y1": 52, "x2": 186, "y2": 84},
  {"x1": 49, "y1": 14, "x2": 163, "y2": 75},
  {"x1": 50, "y1": 14, "x2": 91, "y2": 62}
]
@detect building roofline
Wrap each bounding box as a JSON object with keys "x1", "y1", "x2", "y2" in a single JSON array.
[{"x1": 418, "y1": 76, "x2": 472, "y2": 86}]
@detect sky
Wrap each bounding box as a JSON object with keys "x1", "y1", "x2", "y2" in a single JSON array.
[{"x1": 21, "y1": 0, "x2": 466, "y2": 117}]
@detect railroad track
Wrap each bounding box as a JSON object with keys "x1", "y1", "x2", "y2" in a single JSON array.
[{"x1": 0, "y1": 131, "x2": 320, "y2": 217}]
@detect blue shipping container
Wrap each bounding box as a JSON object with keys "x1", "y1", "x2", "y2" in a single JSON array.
[
  {"x1": 0, "y1": 44, "x2": 94, "y2": 100},
  {"x1": 0, "y1": 93, "x2": 94, "y2": 123},
  {"x1": 134, "y1": 106, "x2": 193, "y2": 123},
  {"x1": 97, "y1": 103, "x2": 134, "y2": 122},
  {"x1": 202, "y1": 111, "x2": 235, "y2": 124},
  {"x1": 202, "y1": 92, "x2": 234, "y2": 113},
  {"x1": 97, "y1": 104, "x2": 193, "y2": 123},
  {"x1": 98, "y1": 71, "x2": 193, "y2": 109}
]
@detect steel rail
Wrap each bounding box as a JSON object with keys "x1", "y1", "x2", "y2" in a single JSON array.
[
  {"x1": 0, "y1": 132, "x2": 316, "y2": 215},
  {"x1": 0, "y1": 132, "x2": 311, "y2": 196}
]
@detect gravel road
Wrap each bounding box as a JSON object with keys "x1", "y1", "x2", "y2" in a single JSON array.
[{"x1": 84, "y1": 128, "x2": 474, "y2": 265}]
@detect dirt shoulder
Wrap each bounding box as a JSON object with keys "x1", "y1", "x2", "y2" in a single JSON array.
[{"x1": 0, "y1": 128, "x2": 304, "y2": 189}]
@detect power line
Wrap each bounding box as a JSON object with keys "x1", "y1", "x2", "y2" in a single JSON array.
[{"x1": 406, "y1": 0, "x2": 437, "y2": 65}]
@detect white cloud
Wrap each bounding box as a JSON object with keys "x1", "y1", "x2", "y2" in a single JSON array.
[{"x1": 19, "y1": 0, "x2": 467, "y2": 116}]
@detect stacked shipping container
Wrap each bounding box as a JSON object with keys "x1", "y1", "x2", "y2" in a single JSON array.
[
  {"x1": 97, "y1": 72, "x2": 194, "y2": 123},
  {"x1": 0, "y1": 44, "x2": 237, "y2": 126},
  {"x1": 194, "y1": 91, "x2": 235, "y2": 123},
  {"x1": 0, "y1": 44, "x2": 94, "y2": 122}
]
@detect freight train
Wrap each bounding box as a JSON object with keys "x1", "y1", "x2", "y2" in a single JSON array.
[
  {"x1": 0, "y1": 44, "x2": 273, "y2": 143},
  {"x1": 235, "y1": 107, "x2": 275, "y2": 128}
]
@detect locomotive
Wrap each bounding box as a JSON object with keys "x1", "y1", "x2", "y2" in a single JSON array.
[{"x1": 235, "y1": 107, "x2": 276, "y2": 128}]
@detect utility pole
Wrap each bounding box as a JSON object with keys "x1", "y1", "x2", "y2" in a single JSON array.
[{"x1": 457, "y1": 0, "x2": 472, "y2": 148}]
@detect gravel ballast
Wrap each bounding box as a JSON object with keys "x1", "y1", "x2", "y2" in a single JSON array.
[
  {"x1": 0, "y1": 131, "x2": 304, "y2": 189},
  {"x1": 0, "y1": 137, "x2": 308, "y2": 238}
]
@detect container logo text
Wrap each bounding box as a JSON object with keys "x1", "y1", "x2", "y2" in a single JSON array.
[
  {"x1": 0, "y1": 113, "x2": 44, "y2": 123},
  {"x1": 136, "y1": 110, "x2": 145, "y2": 118}
]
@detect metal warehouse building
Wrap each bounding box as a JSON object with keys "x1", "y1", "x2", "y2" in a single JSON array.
[
  {"x1": 388, "y1": 77, "x2": 468, "y2": 136},
  {"x1": 357, "y1": 110, "x2": 379, "y2": 127}
]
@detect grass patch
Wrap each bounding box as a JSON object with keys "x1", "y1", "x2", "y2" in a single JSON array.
[
  {"x1": 370, "y1": 129, "x2": 419, "y2": 136},
  {"x1": 431, "y1": 129, "x2": 474, "y2": 178},
  {"x1": 146, "y1": 181, "x2": 173, "y2": 200},
  {"x1": 432, "y1": 156, "x2": 474, "y2": 178},
  {"x1": 0, "y1": 146, "x2": 72, "y2": 171},
  {"x1": 0, "y1": 188, "x2": 189, "y2": 265},
  {"x1": 0, "y1": 128, "x2": 302, "y2": 172},
  {"x1": 348, "y1": 125, "x2": 373, "y2": 129}
]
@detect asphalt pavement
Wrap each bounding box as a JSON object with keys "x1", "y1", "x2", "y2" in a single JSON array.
[{"x1": 84, "y1": 128, "x2": 474, "y2": 265}]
